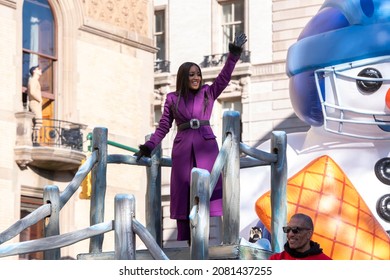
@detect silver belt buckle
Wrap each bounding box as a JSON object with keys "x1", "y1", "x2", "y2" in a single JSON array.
[{"x1": 190, "y1": 119, "x2": 200, "y2": 129}]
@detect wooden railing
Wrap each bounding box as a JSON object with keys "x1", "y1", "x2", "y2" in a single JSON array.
[
  {"x1": 0, "y1": 127, "x2": 168, "y2": 260},
  {"x1": 0, "y1": 193, "x2": 168, "y2": 260},
  {"x1": 188, "y1": 111, "x2": 287, "y2": 259},
  {"x1": 0, "y1": 110, "x2": 287, "y2": 260}
]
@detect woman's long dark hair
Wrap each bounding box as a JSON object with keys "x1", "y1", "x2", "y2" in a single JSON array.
[{"x1": 175, "y1": 62, "x2": 208, "y2": 112}]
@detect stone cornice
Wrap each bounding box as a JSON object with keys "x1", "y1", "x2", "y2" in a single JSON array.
[
  {"x1": 0, "y1": 0, "x2": 16, "y2": 9},
  {"x1": 80, "y1": 17, "x2": 157, "y2": 53}
]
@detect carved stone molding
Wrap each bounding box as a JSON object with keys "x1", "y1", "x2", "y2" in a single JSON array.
[
  {"x1": 0, "y1": 0, "x2": 16, "y2": 9},
  {"x1": 82, "y1": 0, "x2": 149, "y2": 36}
]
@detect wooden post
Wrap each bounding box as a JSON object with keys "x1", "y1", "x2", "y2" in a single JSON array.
[
  {"x1": 115, "y1": 194, "x2": 136, "y2": 260},
  {"x1": 145, "y1": 134, "x2": 162, "y2": 246},
  {"x1": 90, "y1": 127, "x2": 108, "y2": 253},
  {"x1": 222, "y1": 111, "x2": 241, "y2": 244},
  {"x1": 270, "y1": 131, "x2": 287, "y2": 252},
  {"x1": 43, "y1": 185, "x2": 60, "y2": 260},
  {"x1": 190, "y1": 168, "x2": 210, "y2": 260}
]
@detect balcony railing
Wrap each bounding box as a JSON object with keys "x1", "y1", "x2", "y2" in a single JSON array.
[
  {"x1": 14, "y1": 111, "x2": 87, "y2": 171},
  {"x1": 33, "y1": 118, "x2": 86, "y2": 151},
  {"x1": 200, "y1": 50, "x2": 251, "y2": 68},
  {"x1": 154, "y1": 60, "x2": 170, "y2": 73}
]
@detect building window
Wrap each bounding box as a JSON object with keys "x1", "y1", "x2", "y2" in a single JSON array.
[
  {"x1": 22, "y1": 0, "x2": 56, "y2": 120},
  {"x1": 154, "y1": 9, "x2": 170, "y2": 72},
  {"x1": 19, "y1": 195, "x2": 44, "y2": 260},
  {"x1": 154, "y1": 104, "x2": 162, "y2": 126},
  {"x1": 221, "y1": 1, "x2": 244, "y2": 53},
  {"x1": 222, "y1": 98, "x2": 242, "y2": 141},
  {"x1": 154, "y1": 9, "x2": 166, "y2": 62}
]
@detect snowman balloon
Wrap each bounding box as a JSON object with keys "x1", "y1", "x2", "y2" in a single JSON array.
[{"x1": 240, "y1": 0, "x2": 390, "y2": 259}]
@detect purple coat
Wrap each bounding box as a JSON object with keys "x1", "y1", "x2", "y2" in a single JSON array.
[{"x1": 144, "y1": 53, "x2": 240, "y2": 220}]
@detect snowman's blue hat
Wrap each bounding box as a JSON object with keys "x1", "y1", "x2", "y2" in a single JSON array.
[{"x1": 287, "y1": 0, "x2": 390, "y2": 77}]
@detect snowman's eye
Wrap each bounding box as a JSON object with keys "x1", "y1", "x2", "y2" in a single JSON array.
[{"x1": 356, "y1": 67, "x2": 383, "y2": 94}]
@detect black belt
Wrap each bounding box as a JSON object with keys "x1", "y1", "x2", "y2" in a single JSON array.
[{"x1": 178, "y1": 119, "x2": 210, "y2": 131}]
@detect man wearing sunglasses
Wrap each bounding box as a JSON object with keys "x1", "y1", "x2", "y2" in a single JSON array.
[{"x1": 269, "y1": 213, "x2": 332, "y2": 260}]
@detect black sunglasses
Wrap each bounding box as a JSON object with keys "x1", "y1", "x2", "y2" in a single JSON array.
[{"x1": 283, "y1": 226, "x2": 311, "y2": 234}]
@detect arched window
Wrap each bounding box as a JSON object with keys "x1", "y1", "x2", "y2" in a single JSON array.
[
  {"x1": 23, "y1": 0, "x2": 56, "y2": 120},
  {"x1": 20, "y1": 0, "x2": 56, "y2": 259}
]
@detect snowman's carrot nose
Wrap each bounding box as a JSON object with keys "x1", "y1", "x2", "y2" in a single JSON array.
[{"x1": 386, "y1": 88, "x2": 390, "y2": 109}]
